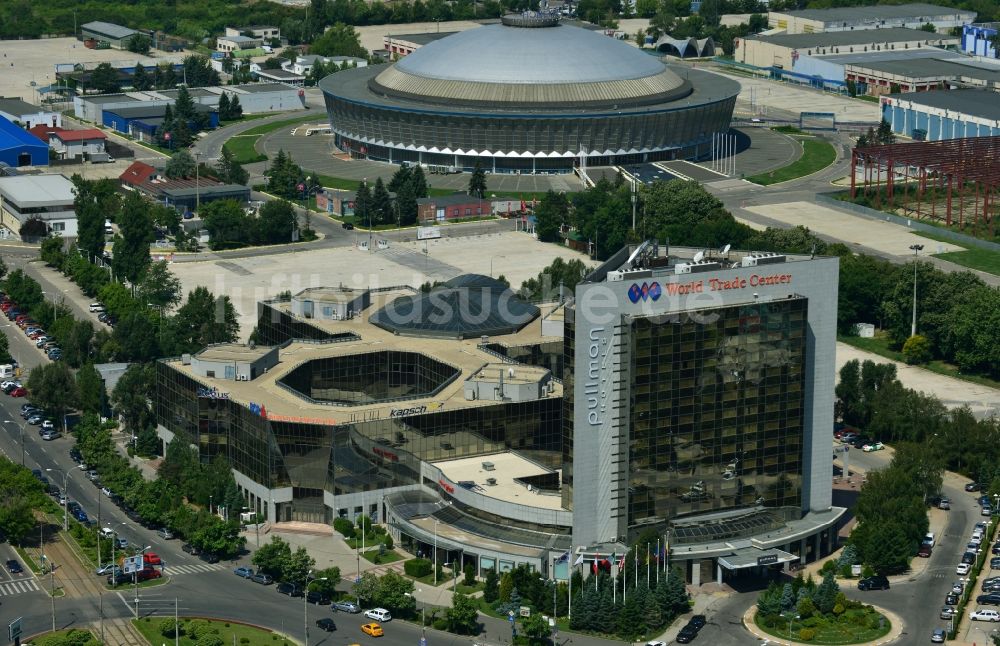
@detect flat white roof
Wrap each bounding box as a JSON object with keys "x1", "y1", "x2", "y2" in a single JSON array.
[
  {"x1": 0, "y1": 174, "x2": 75, "y2": 205},
  {"x1": 435, "y1": 452, "x2": 563, "y2": 511}
]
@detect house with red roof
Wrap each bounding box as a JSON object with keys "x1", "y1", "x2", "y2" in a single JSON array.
[
  {"x1": 48, "y1": 128, "x2": 107, "y2": 160},
  {"x1": 120, "y1": 161, "x2": 159, "y2": 190}
]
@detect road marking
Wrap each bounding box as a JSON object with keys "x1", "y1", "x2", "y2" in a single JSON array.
[
  {"x1": 116, "y1": 591, "x2": 132, "y2": 613},
  {"x1": 0, "y1": 579, "x2": 40, "y2": 595}
]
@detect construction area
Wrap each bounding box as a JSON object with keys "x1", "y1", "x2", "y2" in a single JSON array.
[{"x1": 850, "y1": 136, "x2": 1000, "y2": 237}]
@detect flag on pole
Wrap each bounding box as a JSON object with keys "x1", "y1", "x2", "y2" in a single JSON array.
[
  {"x1": 555, "y1": 551, "x2": 570, "y2": 564},
  {"x1": 573, "y1": 554, "x2": 584, "y2": 566},
  {"x1": 617, "y1": 553, "x2": 625, "y2": 570}
]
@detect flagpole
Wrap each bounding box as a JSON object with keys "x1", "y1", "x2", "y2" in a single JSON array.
[
  {"x1": 613, "y1": 560, "x2": 617, "y2": 605},
  {"x1": 646, "y1": 543, "x2": 650, "y2": 588},
  {"x1": 568, "y1": 550, "x2": 573, "y2": 621},
  {"x1": 665, "y1": 530, "x2": 670, "y2": 583},
  {"x1": 634, "y1": 546, "x2": 638, "y2": 589}
]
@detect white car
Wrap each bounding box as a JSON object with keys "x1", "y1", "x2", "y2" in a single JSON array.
[
  {"x1": 88, "y1": 303, "x2": 105, "y2": 313},
  {"x1": 100, "y1": 487, "x2": 112, "y2": 497},
  {"x1": 862, "y1": 442, "x2": 884, "y2": 452},
  {"x1": 364, "y1": 608, "x2": 392, "y2": 622},
  {"x1": 924, "y1": 532, "x2": 936, "y2": 547},
  {"x1": 41, "y1": 420, "x2": 54, "y2": 431},
  {"x1": 970, "y1": 608, "x2": 1000, "y2": 622},
  {"x1": 958, "y1": 563, "x2": 972, "y2": 575}
]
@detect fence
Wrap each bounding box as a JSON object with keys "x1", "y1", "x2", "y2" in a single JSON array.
[{"x1": 816, "y1": 193, "x2": 1000, "y2": 253}]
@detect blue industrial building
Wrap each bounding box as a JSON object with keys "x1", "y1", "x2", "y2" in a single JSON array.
[
  {"x1": 0, "y1": 116, "x2": 49, "y2": 167},
  {"x1": 962, "y1": 24, "x2": 998, "y2": 58},
  {"x1": 102, "y1": 104, "x2": 219, "y2": 142},
  {"x1": 881, "y1": 90, "x2": 1000, "y2": 141}
]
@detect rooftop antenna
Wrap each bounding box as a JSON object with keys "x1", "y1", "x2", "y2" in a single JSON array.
[
  {"x1": 693, "y1": 251, "x2": 704, "y2": 263},
  {"x1": 721, "y1": 243, "x2": 731, "y2": 257}
]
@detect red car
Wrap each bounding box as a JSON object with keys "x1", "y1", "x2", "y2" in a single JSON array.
[
  {"x1": 28, "y1": 330, "x2": 46, "y2": 339},
  {"x1": 137, "y1": 567, "x2": 162, "y2": 582},
  {"x1": 142, "y1": 552, "x2": 162, "y2": 566},
  {"x1": 918, "y1": 544, "x2": 932, "y2": 557},
  {"x1": 9, "y1": 387, "x2": 27, "y2": 397}
]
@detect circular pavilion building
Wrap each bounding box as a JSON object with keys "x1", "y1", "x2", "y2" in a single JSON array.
[{"x1": 319, "y1": 14, "x2": 740, "y2": 174}]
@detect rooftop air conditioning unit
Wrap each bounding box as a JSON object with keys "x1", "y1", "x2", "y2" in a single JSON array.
[
  {"x1": 482, "y1": 461, "x2": 496, "y2": 471},
  {"x1": 485, "y1": 477, "x2": 498, "y2": 486}
]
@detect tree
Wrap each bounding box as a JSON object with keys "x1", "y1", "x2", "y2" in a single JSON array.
[
  {"x1": 483, "y1": 568, "x2": 499, "y2": 603},
  {"x1": 534, "y1": 190, "x2": 569, "y2": 242},
  {"x1": 0, "y1": 332, "x2": 9, "y2": 364},
  {"x1": 132, "y1": 63, "x2": 150, "y2": 91},
  {"x1": 468, "y1": 161, "x2": 487, "y2": 199},
  {"x1": 519, "y1": 257, "x2": 589, "y2": 301},
  {"x1": 370, "y1": 177, "x2": 391, "y2": 226},
  {"x1": 446, "y1": 593, "x2": 480, "y2": 634},
  {"x1": 875, "y1": 119, "x2": 896, "y2": 146},
  {"x1": 253, "y1": 536, "x2": 293, "y2": 578},
  {"x1": 902, "y1": 334, "x2": 932, "y2": 364},
  {"x1": 165, "y1": 150, "x2": 196, "y2": 179},
  {"x1": 218, "y1": 92, "x2": 231, "y2": 121},
  {"x1": 90, "y1": 62, "x2": 121, "y2": 94},
  {"x1": 229, "y1": 94, "x2": 243, "y2": 119},
  {"x1": 200, "y1": 200, "x2": 252, "y2": 249},
  {"x1": 26, "y1": 362, "x2": 79, "y2": 428},
  {"x1": 410, "y1": 165, "x2": 428, "y2": 199},
  {"x1": 256, "y1": 200, "x2": 298, "y2": 244},
  {"x1": 520, "y1": 613, "x2": 551, "y2": 644},
  {"x1": 310, "y1": 22, "x2": 367, "y2": 58},
  {"x1": 463, "y1": 562, "x2": 476, "y2": 586},
  {"x1": 286, "y1": 546, "x2": 316, "y2": 586},
  {"x1": 112, "y1": 191, "x2": 154, "y2": 286},
  {"x1": 126, "y1": 33, "x2": 152, "y2": 55},
  {"x1": 814, "y1": 571, "x2": 839, "y2": 614},
  {"x1": 111, "y1": 363, "x2": 156, "y2": 437},
  {"x1": 355, "y1": 180, "x2": 372, "y2": 226},
  {"x1": 919, "y1": 22, "x2": 936, "y2": 32},
  {"x1": 173, "y1": 286, "x2": 240, "y2": 351},
  {"x1": 113, "y1": 311, "x2": 160, "y2": 362},
  {"x1": 308, "y1": 567, "x2": 342, "y2": 597},
  {"x1": 137, "y1": 260, "x2": 182, "y2": 309},
  {"x1": 76, "y1": 363, "x2": 104, "y2": 415},
  {"x1": 214, "y1": 147, "x2": 249, "y2": 186},
  {"x1": 19, "y1": 217, "x2": 48, "y2": 238}
]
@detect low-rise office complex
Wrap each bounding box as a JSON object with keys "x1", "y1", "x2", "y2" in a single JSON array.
[
  {"x1": 155, "y1": 246, "x2": 843, "y2": 583},
  {"x1": 767, "y1": 3, "x2": 975, "y2": 35}
]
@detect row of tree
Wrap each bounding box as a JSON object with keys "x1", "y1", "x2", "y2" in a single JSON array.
[
  {"x1": 200, "y1": 199, "x2": 310, "y2": 250},
  {"x1": 87, "y1": 56, "x2": 220, "y2": 96},
  {"x1": 0, "y1": 456, "x2": 52, "y2": 544}
]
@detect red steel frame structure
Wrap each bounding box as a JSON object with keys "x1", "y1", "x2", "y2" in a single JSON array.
[{"x1": 850, "y1": 136, "x2": 1000, "y2": 237}]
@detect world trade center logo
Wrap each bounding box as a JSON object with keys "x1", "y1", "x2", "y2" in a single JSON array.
[{"x1": 627, "y1": 281, "x2": 662, "y2": 303}]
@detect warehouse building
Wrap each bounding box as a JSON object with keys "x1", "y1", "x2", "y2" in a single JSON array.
[
  {"x1": 882, "y1": 90, "x2": 1000, "y2": 140},
  {"x1": 0, "y1": 98, "x2": 62, "y2": 130},
  {"x1": 0, "y1": 174, "x2": 75, "y2": 235},
  {"x1": 789, "y1": 47, "x2": 967, "y2": 91},
  {"x1": 416, "y1": 194, "x2": 492, "y2": 222},
  {"x1": 80, "y1": 21, "x2": 138, "y2": 49},
  {"x1": 963, "y1": 23, "x2": 999, "y2": 58},
  {"x1": 735, "y1": 27, "x2": 957, "y2": 69},
  {"x1": 0, "y1": 116, "x2": 49, "y2": 167},
  {"x1": 846, "y1": 57, "x2": 1000, "y2": 95},
  {"x1": 102, "y1": 103, "x2": 219, "y2": 141},
  {"x1": 767, "y1": 3, "x2": 976, "y2": 35},
  {"x1": 74, "y1": 83, "x2": 305, "y2": 124},
  {"x1": 47, "y1": 129, "x2": 108, "y2": 160}
]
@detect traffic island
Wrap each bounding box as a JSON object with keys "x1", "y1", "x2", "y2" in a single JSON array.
[
  {"x1": 132, "y1": 616, "x2": 299, "y2": 646},
  {"x1": 744, "y1": 603, "x2": 901, "y2": 645}
]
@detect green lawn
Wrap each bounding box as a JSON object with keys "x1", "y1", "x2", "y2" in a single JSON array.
[
  {"x1": 224, "y1": 135, "x2": 268, "y2": 164},
  {"x1": 838, "y1": 332, "x2": 1000, "y2": 389},
  {"x1": 30, "y1": 629, "x2": 100, "y2": 646},
  {"x1": 456, "y1": 581, "x2": 484, "y2": 595},
  {"x1": 14, "y1": 545, "x2": 42, "y2": 573},
  {"x1": 912, "y1": 231, "x2": 1000, "y2": 275},
  {"x1": 105, "y1": 575, "x2": 169, "y2": 591},
  {"x1": 856, "y1": 95, "x2": 880, "y2": 103},
  {"x1": 747, "y1": 138, "x2": 837, "y2": 185},
  {"x1": 361, "y1": 549, "x2": 404, "y2": 565},
  {"x1": 755, "y1": 610, "x2": 890, "y2": 645},
  {"x1": 133, "y1": 617, "x2": 295, "y2": 646}
]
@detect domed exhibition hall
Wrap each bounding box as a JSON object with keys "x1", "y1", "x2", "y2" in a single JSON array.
[{"x1": 320, "y1": 14, "x2": 740, "y2": 174}]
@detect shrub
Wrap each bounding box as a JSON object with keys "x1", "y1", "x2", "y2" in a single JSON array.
[
  {"x1": 832, "y1": 603, "x2": 845, "y2": 615},
  {"x1": 333, "y1": 517, "x2": 356, "y2": 539},
  {"x1": 159, "y1": 618, "x2": 180, "y2": 637},
  {"x1": 433, "y1": 618, "x2": 448, "y2": 631},
  {"x1": 241, "y1": 639, "x2": 250, "y2": 645},
  {"x1": 820, "y1": 560, "x2": 836, "y2": 574},
  {"x1": 861, "y1": 565, "x2": 874, "y2": 578},
  {"x1": 902, "y1": 334, "x2": 932, "y2": 364},
  {"x1": 404, "y1": 558, "x2": 433, "y2": 578},
  {"x1": 798, "y1": 627, "x2": 816, "y2": 641},
  {"x1": 383, "y1": 534, "x2": 393, "y2": 549}
]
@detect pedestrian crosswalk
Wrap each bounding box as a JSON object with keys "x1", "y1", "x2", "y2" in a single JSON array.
[
  {"x1": 0, "y1": 579, "x2": 40, "y2": 596},
  {"x1": 163, "y1": 563, "x2": 226, "y2": 576}
]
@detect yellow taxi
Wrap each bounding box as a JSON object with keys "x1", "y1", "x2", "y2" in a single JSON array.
[{"x1": 361, "y1": 623, "x2": 384, "y2": 637}]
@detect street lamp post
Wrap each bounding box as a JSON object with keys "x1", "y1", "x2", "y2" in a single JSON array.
[
  {"x1": 433, "y1": 520, "x2": 439, "y2": 585},
  {"x1": 304, "y1": 570, "x2": 328, "y2": 646},
  {"x1": 47, "y1": 465, "x2": 84, "y2": 531},
  {"x1": 909, "y1": 244, "x2": 923, "y2": 337},
  {"x1": 195, "y1": 152, "x2": 202, "y2": 213}
]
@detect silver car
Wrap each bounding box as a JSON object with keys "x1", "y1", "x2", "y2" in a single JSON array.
[{"x1": 332, "y1": 600, "x2": 361, "y2": 613}]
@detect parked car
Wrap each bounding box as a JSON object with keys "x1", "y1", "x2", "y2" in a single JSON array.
[
  {"x1": 675, "y1": 626, "x2": 699, "y2": 644},
  {"x1": 306, "y1": 591, "x2": 330, "y2": 605},
  {"x1": 342, "y1": 222, "x2": 354, "y2": 230},
  {"x1": 89, "y1": 303, "x2": 105, "y2": 313},
  {"x1": 963, "y1": 552, "x2": 977, "y2": 565},
  {"x1": 970, "y1": 609, "x2": 1000, "y2": 622},
  {"x1": 200, "y1": 552, "x2": 220, "y2": 564},
  {"x1": 977, "y1": 594, "x2": 1000, "y2": 605},
  {"x1": 157, "y1": 528, "x2": 174, "y2": 540},
  {"x1": 315, "y1": 618, "x2": 337, "y2": 632},
  {"x1": 918, "y1": 545, "x2": 933, "y2": 558},
  {"x1": 137, "y1": 567, "x2": 162, "y2": 582},
  {"x1": 41, "y1": 430, "x2": 62, "y2": 441},
  {"x1": 181, "y1": 543, "x2": 200, "y2": 555},
  {"x1": 840, "y1": 432, "x2": 858, "y2": 444},
  {"x1": 991, "y1": 557, "x2": 1000, "y2": 569},
  {"x1": 984, "y1": 506, "x2": 994, "y2": 517},
  {"x1": 941, "y1": 606, "x2": 956, "y2": 620},
  {"x1": 931, "y1": 628, "x2": 946, "y2": 643},
  {"x1": 142, "y1": 552, "x2": 162, "y2": 566},
  {"x1": 107, "y1": 572, "x2": 132, "y2": 585},
  {"x1": 95, "y1": 563, "x2": 119, "y2": 576},
  {"x1": 862, "y1": 442, "x2": 884, "y2": 452},
  {"x1": 277, "y1": 582, "x2": 301, "y2": 596},
  {"x1": 858, "y1": 575, "x2": 890, "y2": 591},
  {"x1": 953, "y1": 581, "x2": 966, "y2": 595},
  {"x1": 10, "y1": 387, "x2": 27, "y2": 397},
  {"x1": 251, "y1": 573, "x2": 273, "y2": 585},
  {"x1": 234, "y1": 566, "x2": 254, "y2": 579},
  {"x1": 967, "y1": 482, "x2": 984, "y2": 492},
  {"x1": 361, "y1": 623, "x2": 383, "y2": 637},
  {"x1": 365, "y1": 608, "x2": 392, "y2": 622},
  {"x1": 332, "y1": 600, "x2": 361, "y2": 613},
  {"x1": 958, "y1": 563, "x2": 972, "y2": 575},
  {"x1": 945, "y1": 592, "x2": 960, "y2": 605}
]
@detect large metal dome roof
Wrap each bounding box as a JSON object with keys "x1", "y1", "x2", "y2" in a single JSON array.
[{"x1": 370, "y1": 22, "x2": 691, "y2": 109}]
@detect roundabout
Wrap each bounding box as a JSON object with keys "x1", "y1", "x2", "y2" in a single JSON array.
[{"x1": 743, "y1": 602, "x2": 903, "y2": 645}]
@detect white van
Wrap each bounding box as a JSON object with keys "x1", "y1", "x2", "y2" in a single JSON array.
[
  {"x1": 104, "y1": 220, "x2": 113, "y2": 235},
  {"x1": 99, "y1": 526, "x2": 116, "y2": 539},
  {"x1": 89, "y1": 303, "x2": 105, "y2": 313},
  {"x1": 364, "y1": 608, "x2": 392, "y2": 622},
  {"x1": 0, "y1": 364, "x2": 13, "y2": 378}
]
